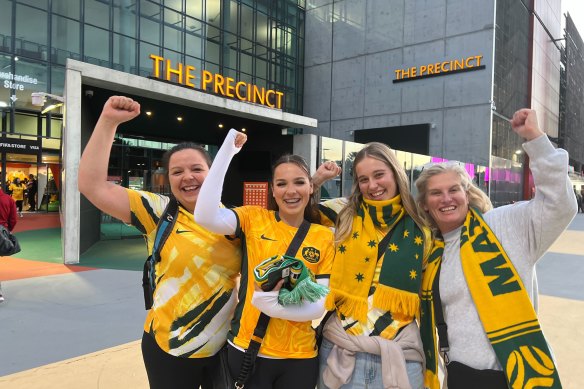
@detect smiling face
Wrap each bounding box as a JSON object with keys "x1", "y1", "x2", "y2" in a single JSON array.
[
  {"x1": 271, "y1": 162, "x2": 313, "y2": 226},
  {"x1": 423, "y1": 171, "x2": 470, "y2": 234},
  {"x1": 167, "y1": 148, "x2": 209, "y2": 213},
  {"x1": 355, "y1": 156, "x2": 398, "y2": 201}
]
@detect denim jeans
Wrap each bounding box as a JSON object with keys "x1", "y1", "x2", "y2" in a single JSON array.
[{"x1": 317, "y1": 338, "x2": 424, "y2": 389}]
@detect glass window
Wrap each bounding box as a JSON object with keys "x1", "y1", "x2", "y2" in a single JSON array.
[
  {"x1": 0, "y1": 0, "x2": 12, "y2": 51},
  {"x1": 164, "y1": 8, "x2": 183, "y2": 51},
  {"x1": 140, "y1": 15, "x2": 161, "y2": 44},
  {"x1": 240, "y1": 4, "x2": 253, "y2": 41},
  {"x1": 15, "y1": 4, "x2": 48, "y2": 60},
  {"x1": 320, "y1": 137, "x2": 343, "y2": 199},
  {"x1": 185, "y1": 18, "x2": 203, "y2": 58},
  {"x1": 52, "y1": 15, "x2": 80, "y2": 65},
  {"x1": 85, "y1": 0, "x2": 110, "y2": 29},
  {"x1": 14, "y1": 112, "x2": 39, "y2": 136},
  {"x1": 84, "y1": 25, "x2": 110, "y2": 64},
  {"x1": 14, "y1": 59, "x2": 47, "y2": 110},
  {"x1": 42, "y1": 138, "x2": 61, "y2": 149},
  {"x1": 114, "y1": 0, "x2": 137, "y2": 36},
  {"x1": 139, "y1": 42, "x2": 159, "y2": 75},
  {"x1": 256, "y1": 12, "x2": 268, "y2": 46},
  {"x1": 164, "y1": 0, "x2": 183, "y2": 11},
  {"x1": 206, "y1": 0, "x2": 221, "y2": 28},
  {"x1": 41, "y1": 116, "x2": 63, "y2": 138},
  {"x1": 227, "y1": 0, "x2": 238, "y2": 34},
  {"x1": 50, "y1": 66, "x2": 65, "y2": 95},
  {"x1": 185, "y1": 0, "x2": 202, "y2": 19},
  {"x1": 241, "y1": 52, "x2": 252, "y2": 74},
  {"x1": 205, "y1": 39, "x2": 220, "y2": 65},
  {"x1": 185, "y1": 55, "x2": 202, "y2": 87},
  {"x1": 19, "y1": 0, "x2": 47, "y2": 9},
  {"x1": 114, "y1": 34, "x2": 137, "y2": 73},
  {"x1": 52, "y1": 0, "x2": 80, "y2": 18}
]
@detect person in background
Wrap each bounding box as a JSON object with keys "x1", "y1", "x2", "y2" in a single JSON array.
[
  {"x1": 416, "y1": 108, "x2": 576, "y2": 389},
  {"x1": 580, "y1": 185, "x2": 584, "y2": 213},
  {"x1": 27, "y1": 174, "x2": 38, "y2": 212},
  {"x1": 195, "y1": 129, "x2": 335, "y2": 389},
  {"x1": 78, "y1": 96, "x2": 241, "y2": 389},
  {"x1": 0, "y1": 185, "x2": 18, "y2": 303},
  {"x1": 312, "y1": 142, "x2": 431, "y2": 389},
  {"x1": 9, "y1": 178, "x2": 26, "y2": 217}
]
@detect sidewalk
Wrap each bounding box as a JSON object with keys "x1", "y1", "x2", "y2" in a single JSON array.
[{"x1": 1, "y1": 213, "x2": 583, "y2": 388}]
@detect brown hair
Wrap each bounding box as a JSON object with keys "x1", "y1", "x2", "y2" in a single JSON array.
[{"x1": 267, "y1": 154, "x2": 321, "y2": 224}]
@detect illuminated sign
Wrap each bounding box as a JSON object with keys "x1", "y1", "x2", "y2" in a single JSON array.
[
  {"x1": 150, "y1": 55, "x2": 284, "y2": 109},
  {"x1": 0, "y1": 72, "x2": 39, "y2": 90},
  {"x1": 393, "y1": 55, "x2": 484, "y2": 83}
]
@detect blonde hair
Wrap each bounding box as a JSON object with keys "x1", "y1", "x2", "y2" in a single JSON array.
[
  {"x1": 335, "y1": 142, "x2": 426, "y2": 243},
  {"x1": 414, "y1": 162, "x2": 492, "y2": 232}
]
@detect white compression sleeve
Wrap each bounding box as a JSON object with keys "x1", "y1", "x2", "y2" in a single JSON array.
[
  {"x1": 194, "y1": 128, "x2": 241, "y2": 234},
  {"x1": 250, "y1": 279, "x2": 329, "y2": 322}
]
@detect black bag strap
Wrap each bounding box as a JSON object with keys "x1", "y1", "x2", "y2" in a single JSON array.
[
  {"x1": 432, "y1": 260, "x2": 450, "y2": 364},
  {"x1": 142, "y1": 199, "x2": 179, "y2": 310},
  {"x1": 377, "y1": 226, "x2": 396, "y2": 260},
  {"x1": 234, "y1": 219, "x2": 311, "y2": 389}
]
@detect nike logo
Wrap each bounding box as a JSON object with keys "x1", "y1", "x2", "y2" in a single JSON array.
[
  {"x1": 260, "y1": 234, "x2": 277, "y2": 241},
  {"x1": 176, "y1": 229, "x2": 192, "y2": 234}
]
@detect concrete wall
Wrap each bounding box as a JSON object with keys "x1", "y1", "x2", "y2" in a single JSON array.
[{"x1": 304, "y1": 0, "x2": 497, "y2": 165}]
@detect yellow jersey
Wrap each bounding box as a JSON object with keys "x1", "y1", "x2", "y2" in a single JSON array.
[
  {"x1": 229, "y1": 206, "x2": 334, "y2": 359},
  {"x1": 127, "y1": 189, "x2": 241, "y2": 357}
]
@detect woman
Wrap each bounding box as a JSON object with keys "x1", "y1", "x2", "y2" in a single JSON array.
[
  {"x1": 313, "y1": 142, "x2": 431, "y2": 389},
  {"x1": 195, "y1": 129, "x2": 335, "y2": 389},
  {"x1": 416, "y1": 108, "x2": 576, "y2": 389},
  {"x1": 9, "y1": 178, "x2": 26, "y2": 217},
  {"x1": 78, "y1": 96, "x2": 241, "y2": 389}
]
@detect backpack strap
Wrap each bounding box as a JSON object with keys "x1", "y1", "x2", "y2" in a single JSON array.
[
  {"x1": 234, "y1": 219, "x2": 311, "y2": 388},
  {"x1": 142, "y1": 198, "x2": 179, "y2": 310}
]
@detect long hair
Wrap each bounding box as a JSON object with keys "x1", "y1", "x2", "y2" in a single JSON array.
[
  {"x1": 414, "y1": 161, "x2": 492, "y2": 232},
  {"x1": 267, "y1": 154, "x2": 321, "y2": 224},
  {"x1": 335, "y1": 142, "x2": 426, "y2": 243}
]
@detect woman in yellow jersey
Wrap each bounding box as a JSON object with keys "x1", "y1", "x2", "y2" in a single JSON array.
[
  {"x1": 9, "y1": 178, "x2": 26, "y2": 217},
  {"x1": 312, "y1": 143, "x2": 431, "y2": 389},
  {"x1": 195, "y1": 129, "x2": 335, "y2": 389},
  {"x1": 78, "y1": 96, "x2": 241, "y2": 389}
]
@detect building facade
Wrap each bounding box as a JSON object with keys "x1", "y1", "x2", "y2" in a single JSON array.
[{"x1": 303, "y1": 0, "x2": 563, "y2": 206}]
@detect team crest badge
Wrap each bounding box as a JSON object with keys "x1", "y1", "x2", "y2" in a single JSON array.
[{"x1": 302, "y1": 247, "x2": 320, "y2": 263}]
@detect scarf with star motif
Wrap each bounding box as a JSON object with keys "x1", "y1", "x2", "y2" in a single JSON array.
[{"x1": 325, "y1": 195, "x2": 426, "y2": 324}]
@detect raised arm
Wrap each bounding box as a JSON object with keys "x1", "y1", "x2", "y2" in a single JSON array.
[
  {"x1": 194, "y1": 129, "x2": 246, "y2": 234},
  {"x1": 78, "y1": 96, "x2": 140, "y2": 223}
]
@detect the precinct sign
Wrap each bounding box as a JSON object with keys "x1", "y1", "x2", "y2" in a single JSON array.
[{"x1": 393, "y1": 55, "x2": 485, "y2": 83}]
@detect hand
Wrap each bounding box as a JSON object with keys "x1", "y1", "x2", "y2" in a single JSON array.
[
  {"x1": 254, "y1": 279, "x2": 285, "y2": 292},
  {"x1": 101, "y1": 96, "x2": 141, "y2": 125},
  {"x1": 234, "y1": 131, "x2": 247, "y2": 148},
  {"x1": 313, "y1": 161, "x2": 342, "y2": 187},
  {"x1": 510, "y1": 109, "x2": 544, "y2": 141}
]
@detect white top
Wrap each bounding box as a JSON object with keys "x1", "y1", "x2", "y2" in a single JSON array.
[{"x1": 439, "y1": 134, "x2": 577, "y2": 370}]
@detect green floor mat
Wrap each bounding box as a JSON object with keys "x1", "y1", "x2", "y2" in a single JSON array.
[
  {"x1": 13, "y1": 228, "x2": 63, "y2": 263},
  {"x1": 78, "y1": 238, "x2": 147, "y2": 271}
]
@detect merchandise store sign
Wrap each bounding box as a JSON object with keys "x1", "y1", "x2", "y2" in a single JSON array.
[
  {"x1": 150, "y1": 55, "x2": 285, "y2": 109},
  {"x1": 0, "y1": 71, "x2": 39, "y2": 90},
  {"x1": 393, "y1": 55, "x2": 484, "y2": 83},
  {"x1": 0, "y1": 138, "x2": 41, "y2": 153}
]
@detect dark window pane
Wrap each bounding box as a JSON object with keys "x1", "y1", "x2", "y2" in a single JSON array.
[{"x1": 85, "y1": 0, "x2": 110, "y2": 29}]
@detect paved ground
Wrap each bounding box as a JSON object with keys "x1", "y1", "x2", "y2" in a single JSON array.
[{"x1": 0, "y1": 213, "x2": 583, "y2": 388}]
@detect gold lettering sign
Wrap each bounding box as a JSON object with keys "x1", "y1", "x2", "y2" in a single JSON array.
[
  {"x1": 150, "y1": 54, "x2": 284, "y2": 109},
  {"x1": 393, "y1": 55, "x2": 484, "y2": 83}
]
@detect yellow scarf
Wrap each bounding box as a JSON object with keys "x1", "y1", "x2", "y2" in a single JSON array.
[
  {"x1": 326, "y1": 196, "x2": 425, "y2": 323},
  {"x1": 420, "y1": 208, "x2": 562, "y2": 388}
]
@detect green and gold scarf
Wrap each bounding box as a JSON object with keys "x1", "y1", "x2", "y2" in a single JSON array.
[
  {"x1": 325, "y1": 195, "x2": 426, "y2": 323},
  {"x1": 420, "y1": 208, "x2": 562, "y2": 389}
]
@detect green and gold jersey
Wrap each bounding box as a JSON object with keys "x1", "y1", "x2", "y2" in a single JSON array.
[
  {"x1": 230, "y1": 206, "x2": 334, "y2": 359},
  {"x1": 127, "y1": 189, "x2": 241, "y2": 358}
]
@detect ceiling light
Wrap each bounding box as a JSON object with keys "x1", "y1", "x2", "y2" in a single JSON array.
[
  {"x1": 218, "y1": 123, "x2": 223, "y2": 128},
  {"x1": 177, "y1": 116, "x2": 183, "y2": 122},
  {"x1": 241, "y1": 128, "x2": 246, "y2": 132},
  {"x1": 514, "y1": 150, "x2": 522, "y2": 155},
  {"x1": 145, "y1": 111, "x2": 152, "y2": 116}
]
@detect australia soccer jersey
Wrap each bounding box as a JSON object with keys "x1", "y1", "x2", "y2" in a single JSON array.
[
  {"x1": 127, "y1": 189, "x2": 241, "y2": 357},
  {"x1": 230, "y1": 206, "x2": 334, "y2": 358}
]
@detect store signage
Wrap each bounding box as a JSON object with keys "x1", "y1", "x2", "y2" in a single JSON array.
[
  {"x1": 0, "y1": 138, "x2": 41, "y2": 153},
  {"x1": 393, "y1": 55, "x2": 484, "y2": 83},
  {"x1": 0, "y1": 71, "x2": 39, "y2": 90},
  {"x1": 150, "y1": 55, "x2": 284, "y2": 109}
]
